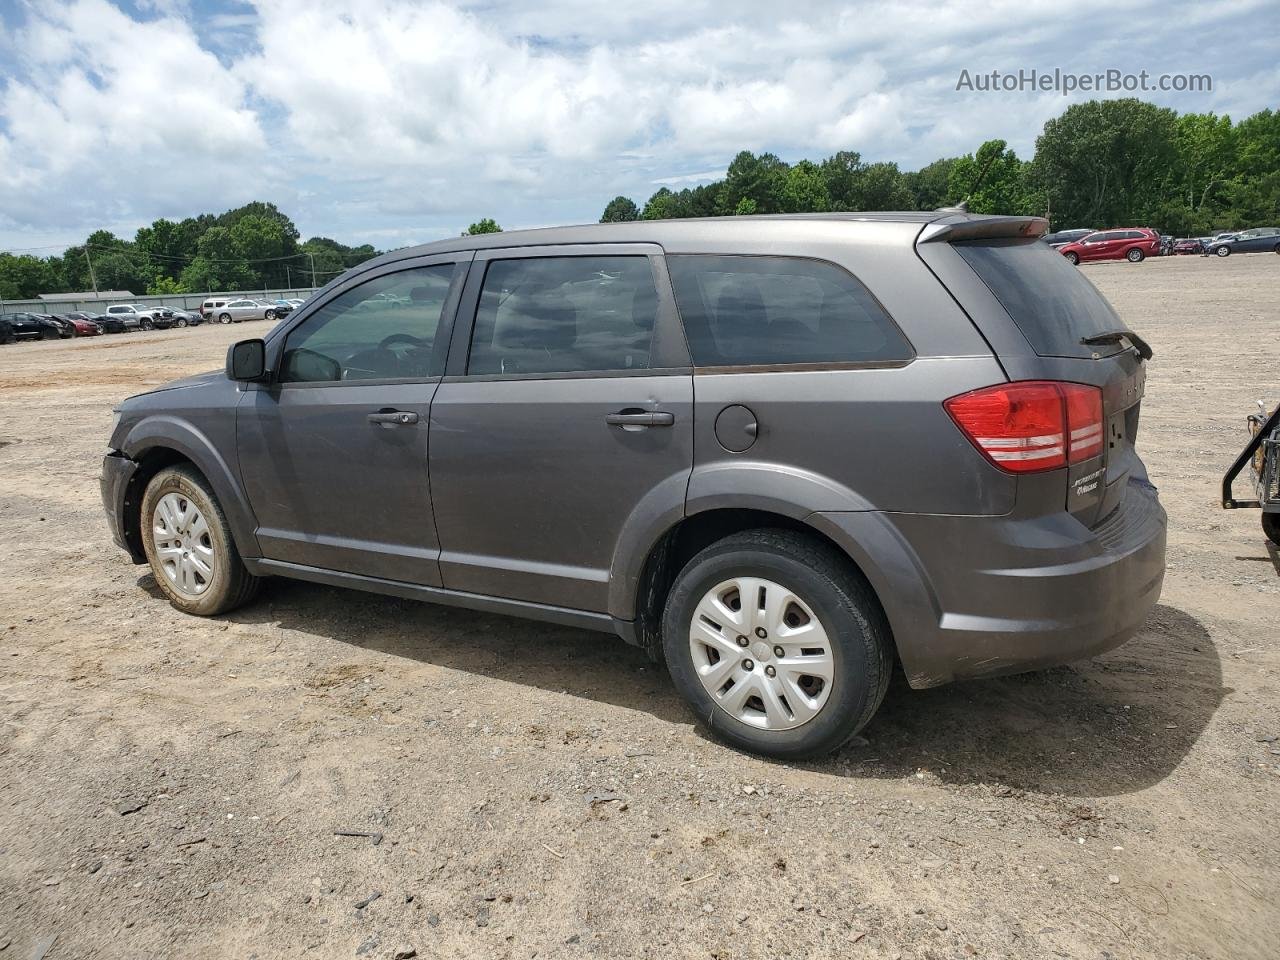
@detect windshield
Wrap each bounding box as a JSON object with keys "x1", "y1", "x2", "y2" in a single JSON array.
[{"x1": 954, "y1": 237, "x2": 1130, "y2": 359}]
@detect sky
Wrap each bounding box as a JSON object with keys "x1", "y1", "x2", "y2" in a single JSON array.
[{"x1": 0, "y1": 0, "x2": 1275, "y2": 254}]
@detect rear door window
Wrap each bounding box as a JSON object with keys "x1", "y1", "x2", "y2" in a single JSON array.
[
  {"x1": 666, "y1": 255, "x2": 911, "y2": 367},
  {"x1": 466, "y1": 256, "x2": 658, "y2": 376},
  {"x1": 954, "y1": 238, "x2": 1127, "y2": 358}
]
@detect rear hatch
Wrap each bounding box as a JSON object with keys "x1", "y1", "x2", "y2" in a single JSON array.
[{"x1": 921, "y1": 226, "x2": 1148, "y2": 528}]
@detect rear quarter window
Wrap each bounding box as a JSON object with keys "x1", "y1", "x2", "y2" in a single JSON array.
[
  {"x1": 954, "y1": 238, "x2": 1127, "y2": 359},
  {"x1": 666, "y1": 255, "x2": 912, "y2": 367}
]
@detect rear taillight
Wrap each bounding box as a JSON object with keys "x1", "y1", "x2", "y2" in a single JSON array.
[{"x1": 944, "y1": 381, "x2": 1104, "y2": 474}]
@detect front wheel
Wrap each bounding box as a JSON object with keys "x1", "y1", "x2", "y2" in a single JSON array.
[
  {"x1": 1264, "y1": 512, "x2": 1280, "y2": 547},
  {"x1": 176, "y1": 318, "x2": 188, "y2": 328},
  {"x1": 662, "y1": 529, "x2": 892, "y2": 759},
  {"x1": 141, "y1": 465, "x2": 260, "y2": 616},
  {"x1": 264, "y1": 309, "x2": 276, "y2": 320},
  {"x1": 1216, "y1": 245, "x2": 1231, "y2": 257},
  {"x1": 1064, "y1": 251, "x2": 1080, "y2": 265},
  {"x1": 140, "y1": 318, "x2": 154, "y2": 330},
  {"x1": 1126, "y1": 247, "x2": 1145, "y2": 262}
]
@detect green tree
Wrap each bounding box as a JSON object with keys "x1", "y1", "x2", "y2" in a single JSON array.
[
  {"x1": 1030, "y1": 98, "x2": 1179, "y2": 227},
  {"x1": 733, "y1": 197, "x2": 759, "y2": 215},
  {"x1": 719, "y1": 151, "x2": 789, "y2": 215},
  {"x1": 179, "y1": 226, "x2": 254, "y2": 292},
  {"x1": 904, "y1": 157, "x2": 958, "y2": 210},
  {"x1": 600, "y1": 196, "x2": 640, "y2": 222},
  {"x1": 146, "y1": 275, "x2": 187, "y2": 295},
  {"x1": 463, "y1": 218, "x2": 502, "y2": 235},
  {"x1": 780, "y1": 160, "x2": 831, "y2": 213},
  {"x1": 1175, "y1": 113, "x2": 1236, "y2": 212},
  {"x1": 947, "y1": 140, "x2": 1034, "y2": 215},
  {"x1": 641, "y1": 187, "x2": 679, "y2": 220},
  {"x1": 0, "y1": 253, "x2": 59, "y2": 300}
]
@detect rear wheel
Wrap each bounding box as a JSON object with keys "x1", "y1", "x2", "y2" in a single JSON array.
[
  {"x1": 219, "y1": 313, "x2": 232, "y2": 324},
  {"x1": 662, "y1": 529, "x2": 891, "y2": 759},
  {"x1": 141, "y1": 465, "x2": 260, "y2": 616},
  {"x1": 1216, "y1": 245, "x2": 1231, "y2": 257},
  {"x1": 1064, "y1": 251, "x2": 1080, "y2": 265},
  {"x1": 1126, "y1": 247, "x2": 1145, "y2": 262},
  {"x1": 1264, "y1": 512, "x2": 1280, "y2": 547}
]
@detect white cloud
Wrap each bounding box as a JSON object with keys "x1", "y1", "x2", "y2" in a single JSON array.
[
  {"x1": 0, "y1": 0, "x2": 1276, "y2": 248},
  {"x1": 0, "y1": 0, "x2": 270, "y2": 233}
]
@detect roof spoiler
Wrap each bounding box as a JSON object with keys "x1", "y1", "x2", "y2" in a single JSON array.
[{"x1": 917, "y1": 215, "x2": 1049, "y2": 243}]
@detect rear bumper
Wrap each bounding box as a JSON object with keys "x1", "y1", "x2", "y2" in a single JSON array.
[
  {"x1": 101, "y1": 451, "x2": 145, "y2": 563},
  {"x1": 819, "y1": 477, "x2": 1166, "y2": 689}
]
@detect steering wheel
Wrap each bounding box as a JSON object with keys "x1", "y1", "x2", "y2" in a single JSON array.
[{"x1": 379, "y1": 333, "x2": 424, "y2": 352}]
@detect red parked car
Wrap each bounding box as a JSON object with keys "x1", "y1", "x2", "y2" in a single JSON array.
[
  {"x1": 1058, "y1": 228, "x2": 1161, "y2": 264},
  {"x1": 58, "y1": 312, "x2": 104, "y2": 336}
]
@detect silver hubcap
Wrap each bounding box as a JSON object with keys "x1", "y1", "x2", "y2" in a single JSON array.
[
  {"x1": 689, "y1": 577, "x2": 835, "y2": 731},
  {"x1": 152, "y1": 492, "x2": 216, "y2": 597}
]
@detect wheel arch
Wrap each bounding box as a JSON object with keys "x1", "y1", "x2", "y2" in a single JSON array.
[
  {"x1": 614, "y1": 503, "x2": 918, "y2": 671},
  {"x1": 119, "y1": 417, "x2": 261, "y2": 562}
]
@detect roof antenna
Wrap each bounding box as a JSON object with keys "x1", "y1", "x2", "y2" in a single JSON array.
[{"x1": 937, "y1": 147, "x2": 1000, "y2": 214}]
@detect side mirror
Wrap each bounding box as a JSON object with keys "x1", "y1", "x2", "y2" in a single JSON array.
[{"x1": 227, "y1": 338, "x2": 267, "y2": 382}]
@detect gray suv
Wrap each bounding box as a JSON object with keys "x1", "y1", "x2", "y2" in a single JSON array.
[{"x1": 101, "y1": 212, "x2": 1166, "y2": 758}]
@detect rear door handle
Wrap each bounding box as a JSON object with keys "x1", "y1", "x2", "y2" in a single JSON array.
[
  {"x1": 605, "y1": 411, "x2": 675, "y2": 427},
  {"x1": 368, "y1": 410, "x2": 419, "y2": 425}
]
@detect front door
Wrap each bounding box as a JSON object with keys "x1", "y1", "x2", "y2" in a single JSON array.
[
  {"x1": 238, "y1": 256, "x2": 467, "y2": 584},
  {"x1": 429, "y1": 245, "x2": 693, "y2": 613}
]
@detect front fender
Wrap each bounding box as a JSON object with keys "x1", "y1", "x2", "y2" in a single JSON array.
[{"x1": 120, "y1": 414, "x2": 262, "y2": 559}]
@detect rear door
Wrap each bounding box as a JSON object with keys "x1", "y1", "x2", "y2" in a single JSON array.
[
  {"x1": 428, "y1": 244, "x2": 693, "y2": 613},
  {"x1": 928, "y1": 236, "x2": 1148, "y2": 526}
]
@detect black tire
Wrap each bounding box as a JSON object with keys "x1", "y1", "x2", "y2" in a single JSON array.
[
  {"x1": 264, "y1": 309, "x2": 276, "y2": 321},
  {"x1": 1264, "y1": 512, "x2": 1280, "y2": 547},
  {"x1": 219, "y1": 313, "x2": 232, "y2": 324},
  {"x1": 661, "y1": 528, "x2": 892, "y2": 760},
  {"x1": 1065, "y1": 251, "x2": 1080, "y2": 265},
  {"x1": 1216, "y1": 245, "x2": 1231, "y2": 257},
  {"x1": 176, "y1": 318, "x2": 188, "y2": 328},
  {"x1": 1273, "y1": 243, "x2": 1280, "y2": 255},
  {"x1": 140, "y1": 465, "x2": 261, "y2": 616},
  {"x1": 140, "y1": 318, "x2": 154, "y2": 331},
  {"x1": 1126, "y1": 247, "x2": 1145, "y2": 262}
]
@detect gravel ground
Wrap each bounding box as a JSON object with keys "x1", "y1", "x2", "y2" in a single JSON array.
[{"x1": 1, "y1": 253, "x2": 1277, "y2": 959}]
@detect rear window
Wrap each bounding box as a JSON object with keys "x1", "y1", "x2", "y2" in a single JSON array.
[
  {"x1": 954, "y1": 238, "x2": 1127, "y2": 358},
  {"x1": 667, "y1": 255, "x2": 912, "y2": 367}
]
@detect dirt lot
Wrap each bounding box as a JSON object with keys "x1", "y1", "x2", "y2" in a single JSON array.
[{"x1": 1, "y1": 254, "x2": 1277, "y2": 960}]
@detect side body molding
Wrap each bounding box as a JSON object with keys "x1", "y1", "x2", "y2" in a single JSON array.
[{"x1": 120, "y1": 413, "x2": 263, "y2": 559}]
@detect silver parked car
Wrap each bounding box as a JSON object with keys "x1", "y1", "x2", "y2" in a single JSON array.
[
  {"x1": 212, "y1": 299, "x2": 283, "y2": 323},
  {"x1": 102, "y1": 212, "x2": 1166, "y2": 759},
  {"x1": 103, "y1": 304, "x2": 159, "y2": 330}
]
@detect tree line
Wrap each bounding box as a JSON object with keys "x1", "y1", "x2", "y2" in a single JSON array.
[
  {"x1": 0, "y1": 201, "x2": 380, "y2": 301},
  {"x1": 599, "y1": 99, "x2": 1280, "y2": 237},
  {"x1": 3, "y1": 98, "x2": 1276, "y2": 302}
]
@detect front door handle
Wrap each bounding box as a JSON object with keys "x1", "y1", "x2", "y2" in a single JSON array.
[
  {"x1": 605, "y1": 411, "x2": 675, "y2": 427},
  {"x1": 368, "y1": 410, "x2": 419, "y2": 425}
]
